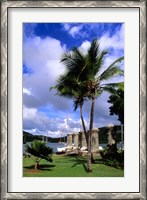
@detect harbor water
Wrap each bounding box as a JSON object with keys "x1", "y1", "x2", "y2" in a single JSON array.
[{"x1": 23, "y1": 142, "x2": 123, "y2": 153}]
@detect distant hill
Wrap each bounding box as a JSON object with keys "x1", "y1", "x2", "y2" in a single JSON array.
[
  {"x1": 23, "y1": 131, "x2": 67, "y2": 144},
  {"x1": 23, "y1": 125, "x2": 122, "y2": 144}
]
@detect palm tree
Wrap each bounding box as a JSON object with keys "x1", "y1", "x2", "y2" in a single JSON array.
[
  {"x1": 51, "y1": 73, "x2": 88, "y2": 145},
  {"x1": 25, "y1": 140, "x2": 53, "y2": 170},
  {"x1": 51, "y1": 39, "x2": 124, "y2": 172},
  {"x1": 81, "y1": 40, "x2": 124, "y2": 171}
]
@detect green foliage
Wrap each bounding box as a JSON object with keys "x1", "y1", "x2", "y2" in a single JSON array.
[
  {"x1": 108, "y1": 87, "x2": 124, "y2": 124},
  {"x1": 98, "y1": 125, "x2": 122, "y2": 143},
  {"x1": 100, "y1": 148, "x2": 124, "y2": 169},
  {"x1": 23, "y1": 131, "x2": 67, "y2": 144},
  {"x1": 50, "y1": 38, "x2": 124, "y2": 172},
  {"x1": 25, "y1": 140, "x2": 53, "y2": 169},
  {"x1": 51, "y1": 38, "x2": 124, "y2": 120},
  {"x1": 23, "y1": 131, "x2": 42, "y2": 143},
  {"x1": 99, "y1": 57, "x2": 124, "y2": 81}
]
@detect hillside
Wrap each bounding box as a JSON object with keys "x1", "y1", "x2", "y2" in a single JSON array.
[
  {"x1": 23, "y1": 125, "x2": 122, "y2": 144},
  {"x1": 23, "y1": 131, "x2": 67, "y2": 144}
]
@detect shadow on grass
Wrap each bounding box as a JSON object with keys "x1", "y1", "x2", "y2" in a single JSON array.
[
  {"x1": 94, "y1": 158, "x2": 104, "y2": 164},
  {"x1": 70, "y1": 156, "x2": 106, "y2": 172},
  {"x1": 70, "y1": 155, "x2": 88, "y2": 172},
  {"x1": 24, "y1": 164, "x2": 56, "y2": 171}
]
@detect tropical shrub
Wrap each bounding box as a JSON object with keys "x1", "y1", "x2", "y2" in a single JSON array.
[
  {"x1": 100, "y1": 147, "x2": 124, "y2": 169},
  {"x1": 25, "y1": 140, "x2": 53, "y2": 169}
]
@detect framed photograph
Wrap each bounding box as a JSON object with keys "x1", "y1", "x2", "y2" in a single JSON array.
[{"x1": 0, "y1": 0, "x2": 146, "y2": 199}]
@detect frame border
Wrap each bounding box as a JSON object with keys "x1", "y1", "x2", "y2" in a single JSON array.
[{"x1": 1, "y1": 1, "x2": 146, "y2": 199}]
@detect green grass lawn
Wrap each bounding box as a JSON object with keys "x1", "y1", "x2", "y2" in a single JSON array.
[{"x1": 23, "y1": 154, "x2": 124, "y2": 177}]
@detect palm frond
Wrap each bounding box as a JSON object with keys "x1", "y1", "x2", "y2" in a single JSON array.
[
  {"x1": 72, "y1": 47, "x2": 85, "y2": 65},
  {"x1": 61, "y1": 48, "x2": 86, "y2": 77},
  {"x1": 100, "y1": 82, "x2": 124, "y2": 94},
  {"x1": 88, "y1": 39, "x2": 100, "y2": 64},
  {"x1": 100, "y1": 81, "x2": 124, "y2": 88},
  {"x1": 107, "y1": 56, "x2": 124, "y2": 69},
  {"x1": 99, "y1": 57, "x2": 124, "y2": 81},
  {"x1": 73, "y1": 98, "x2": 84, "y2": 111},
  {"x1": 95, "y1": 50, "x2": 108, "y2": 73},
  {"x1": 60, "y1": 53, "x2": 79, "y2": 71},
  {"x1": 25, "y1": 140, "x2": 53, "y2": 162},
  {"x1": 50, "y1": 39, "x2": 124, "y2": 122},
  {"x1": 50, "y1": 85, "x2": 57, "y2": 91},
  {"x1": 85, "y1": 41, "x2": 108, "y2": 79}
]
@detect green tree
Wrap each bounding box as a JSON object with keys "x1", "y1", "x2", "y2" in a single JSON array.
[
  {"x1": 52, "y1": 39, "x2": 124, "y2": 172},
  {"x1": 107, "y1": 83, "x2": 124, "y2": 124},
  {"x1": 51, "y1": 53, "x2": 88, "y2": 145},
  {"x1": 81, "y1": 40, "x2": 124, "y2": 172},
  {"x1": 25, "y1": 140, "x2": 53, "y2": 170}
]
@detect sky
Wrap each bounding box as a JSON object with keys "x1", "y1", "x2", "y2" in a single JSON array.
[{"x1": 23, "y1": 23, "x2": 124, "y2": 138}]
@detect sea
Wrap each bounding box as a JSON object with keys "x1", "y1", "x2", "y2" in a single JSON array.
[
  {"x1": 23, "y1": 142, "x2": 123, "y2": 154},
  {"x1": 23, "y1": 142, "x2": 66, "y2": 154}
]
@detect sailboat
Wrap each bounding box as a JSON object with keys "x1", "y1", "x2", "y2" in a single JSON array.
[
  {"x1": 58, "y1": 115, "x2": 69, "y2": 143},
  {"x1": 58, "y1": 126, "x2": 66, "y2": 143}
]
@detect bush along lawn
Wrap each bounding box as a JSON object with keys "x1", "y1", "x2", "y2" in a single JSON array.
[
  {"x1": 25, "y1": 140, "x2": 53, "y2": 170},
  {"x1": 23, "y1": 153, "x2": 124, "y2": 177},
  {"x1": 100, "y1": 145, "x2": 124, "y2": 169}
]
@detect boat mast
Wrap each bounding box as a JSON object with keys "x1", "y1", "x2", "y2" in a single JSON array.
[{"x1": 59, "y1": 115, "x2": 69, "y2": 143}]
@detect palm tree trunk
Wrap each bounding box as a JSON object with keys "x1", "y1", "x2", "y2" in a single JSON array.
[
  {"x1": 80, "y1": 103, "x2": 88, "y2": 146},
  {"x1": 34, "y1": 162, "x2": 40, "y2": 170},
  {"x1": 87, "y1": 97, "x2": 95, "y2": 172},
  {"x1": 80, "y1": 103, "x2": 95, "y2": 163}
]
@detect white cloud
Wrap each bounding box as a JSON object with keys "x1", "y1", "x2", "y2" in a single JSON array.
[
  {"x1": 79, "y1": 40, "x2": 91, "y2": 54},
  {"x1": 63, "y1": 23, "x2": 71, "y2": 31},
  {"x1": 81, "y1": 92, "x2": 121, "y2": 129},
  {"x1": 23, "y1": 88, "x2": 32, "y2": 96},
  {"x1": 98, "y1": 54, "x2": 124, "y2": 84},
  {"x1": 23, "y1": 36, "x2": 80, "y2": 136},
  {"x1": 69, "y1": 25, "x2": 82, "y2": 37},
  {"x1": 79, "y1": 34, "x2": 124, "y2": 84},
  {"x1": 97, "y1": 24, "x2": 124, "y2": 81},
  {"x1": 23, "y1": 107, "x2": 37, "y2": 119},
  {"x1": 73, "y1": 127, "x2": 81, "y2": 132},
  {"x1": 23, "y1": 25, "x2": 124, "y2": 137},
  {"x1": 62, "y1": 23, "x2": 84, "y2": 38},
  {"x1": 23, "y1": 106, "x2": 86, "y2": 137},
  {"x1": 99, "y1": 24, "x2": 124, "y2": 51},
  {"x1": 24, "y1": 36, "x2": 65, "y2": 73},
  {"x1": 23, "y1": 36, "x2": 67, "y2": 109}
]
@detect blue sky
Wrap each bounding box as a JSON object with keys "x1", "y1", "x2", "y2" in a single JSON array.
[{"x1": 23, "y1": 23, "x2": 124, "y2": 138}]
